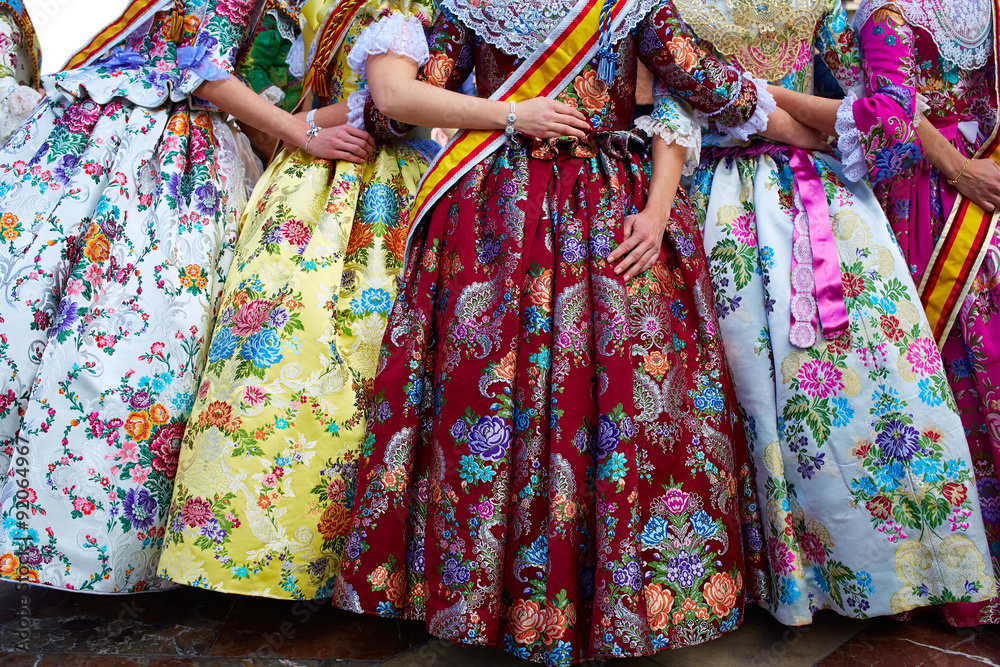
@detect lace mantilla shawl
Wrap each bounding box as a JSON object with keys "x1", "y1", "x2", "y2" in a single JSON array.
[
  {"x1": 440, "y1": 0, "x2": 659, "y2": 60},
  {"x1": 854, "y1": 0, "x2": 992, "y2": 71},
  {"x1": 673, "y1": 0, "x2": 829, "y2": 81}
]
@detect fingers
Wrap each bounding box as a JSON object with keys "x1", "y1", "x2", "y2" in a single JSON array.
[
  {"x1": 623, "y1": 248, "x2": 658, "y2": 281},
  {"x1": 606, "y1": 224, "x2": 638, "y2": 264},
  {"x1": 615, "y1": 240, "x2": 651, "y2": 277}
]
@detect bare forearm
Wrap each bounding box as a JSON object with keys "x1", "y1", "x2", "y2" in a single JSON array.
[
  {"x1": 308, "y1": 101, "x2": 350, "y2": 128},
  {"x1": 367, "y1": 53, "x2": 506, "y2": 130},
  {"x1": 197, "y1": 76, "x2": 310, "y2": 149},
  {"x1": 647, "y1": 136, "x2": 685, "y2": 212},
  {"x1": 769, "y1": 85, "x2": 840, "y2": 136},
  {"x1": 916, "y1": 120, "x2": 966, "y2": 181}
]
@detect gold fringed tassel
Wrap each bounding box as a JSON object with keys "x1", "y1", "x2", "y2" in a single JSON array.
[{"x1": 169, "y1": 0, "x2": 185, "y2": 43}]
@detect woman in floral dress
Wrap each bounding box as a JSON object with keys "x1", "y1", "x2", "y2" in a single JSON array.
[
  {"x1": 325, "y1": 0, "x2": 844, "y2": 662},
  {"x1": 0, "y1": 0, "x2": 41, "y2": 145},
  {"x1": 0, "y1": 0, "x2": 372, "y2": 593},
  {"x1": 158, "y1": 0, "x2": 442, "y2": 601},
  {"x1": 774, "y1": 0, "x2": 1000, "y2": 627},
  {"x1": 660, "y1": 0, "x2": 995, "y2": 626}
]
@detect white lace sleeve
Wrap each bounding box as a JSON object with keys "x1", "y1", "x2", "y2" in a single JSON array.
[
  {"x1": 344, "y1": 12, "x2": 430, "y2": 130},
  {"x1": 713, "y1": 74, "x2": 775, "y2": 142},
  {"x1": 835, "y1": 91, "x2": 866, "y2": 183},
  {"x1": 345, "y1": 13, "x2": 430, "y2": 85},
  {"x1": 636, "y1": 84, "x2": 701, "y2": 176},
  {"x1": 0, "y1": 76, "x2": 42, "y2": 146}
]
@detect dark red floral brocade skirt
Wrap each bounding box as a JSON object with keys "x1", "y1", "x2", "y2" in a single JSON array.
[{"x1": 333, "y1": 132, "x2": 770, "y2": 665}]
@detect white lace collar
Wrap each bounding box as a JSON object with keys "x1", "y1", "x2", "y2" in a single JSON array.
[
  {"x1": 854, "y1": 0, "x2": 992, "y2": 71},
  {"x1": 440, "y1": 0, "x2": 660, "y2": 60}
]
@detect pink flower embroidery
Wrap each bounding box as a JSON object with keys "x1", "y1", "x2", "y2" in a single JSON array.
[
  {"x1": 731, "y1": 212, "x2": 758, "y2": 247},
  {"x1": 905, "y1": 337, "x2": 942, "y2": 377},
  {"x1": 797, "y1": 359, "x2": 845, "y2": 399}
]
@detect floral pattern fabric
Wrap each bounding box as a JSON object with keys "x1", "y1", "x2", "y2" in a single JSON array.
[
  {"x1": 237, "y1": 0, "x2": 305, "y2": 112},
  {"x1": 0, "y1": 4, "x2": 41, "y2": 145},
  {"x1": 158, "y1": 0, "x2": 436, "y2": 600},
  {"x1": 0, "y1": 0, "x2": 260, "y2": 594},
  {"x1": 848, "y1": 4, "x2": 1000, "y2": 626},
  {"x1": 334, "y1": 2, "x2": 775, "y2": 665},
  {"x1": 674, "y1": 0, "x2": 996, "y2": 626}
]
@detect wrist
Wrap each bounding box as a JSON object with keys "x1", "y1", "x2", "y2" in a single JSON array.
[{"x1": 942, "y1": 153, "x2": 966, "y2": 183}]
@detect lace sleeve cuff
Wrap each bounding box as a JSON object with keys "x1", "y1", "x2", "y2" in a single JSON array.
[
  {"x1": 714, "y1": 74, "x2": 774, "y2": 142},
  {"x1": 345, "y1": 13, "x2": 430, "y2": 83},
  {"x1": 835, "y1": 91, "x2": 866, "y2": 183},
  {"x1": 913, "y1": 92, "x2": 929, "y2": 128},
  {"x1": 635, "y1": 116, "x2": 702, "y2": 177},
  {"x1": 346, "y1": 88, "x2": 367, "y2": 129}
]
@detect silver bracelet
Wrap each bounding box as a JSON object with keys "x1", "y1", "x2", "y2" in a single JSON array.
[
  {"x1": 305, "y1": 108, "x2": 321, "y2": 152},
  {"x1": 505, "y1": 100, "x2": 516, "y2": 138}
]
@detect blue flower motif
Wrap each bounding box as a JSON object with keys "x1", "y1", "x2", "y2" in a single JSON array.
[
  {"x1": 945, "y1": 459, "x2": 968, "y2": 480},
  {"x1": 208, "y1": 328, "x2": 239, "y2": 363},
  {"x1": 359, "y1": 182, "x2": 397, "y2": 227},
  {"x1": 545, "y1": 641, "x2": 573, "y2": 666},
  {"x1": 640, "y1": 516, "x2": 670, "y2": 547},
  {"x1": 856, "y1": 570, "x2": 874, "y2": 594},
  {"x1": 950, "y1": 357, "x2": 973, "y2": 379},
  {"x1": 831, "y1": 396, "x2": 854, "y2": 428},
  {"x1": 376, "y1": 601, "x2": 396, "y2": 617},
  {"x1": 778, "y1": 577, "x2": 801, "y2": 605},
  {"x1": 851, "y1": 476, "x2": 878, "y2": 495},
  {"x1": 874, "y1": 462, "x2": 905, "y2": 490},
  {"x1": 911, "y1": 456, "x2": 944, "y2": 482},
  {"x1": 690, "y1": 510, "x2": 718, "y2": 538},
  {"x1": 241, "y1": 328, "x2": 283, "y2": 369},
  {"x1": 351, "y1": 288, "x2": 392, "y2": 315},
  {"x1": 522, "y1": 534, "x2": 549, "y2": 567},
  {"x1": 813, "y1": 566, "x2": 830, "y2": 593},
  {"x1": 917, "y1": 377, "x2": 943, "y2": 407}
]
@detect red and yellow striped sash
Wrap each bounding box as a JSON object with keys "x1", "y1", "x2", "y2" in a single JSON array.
[
  {"x1": 61, "y1": 0, "x2": 174, "y2": 71},
  {"x1": 301, "y1": 0, "x2": 367, "y2": 100},
  {"x1": 918, "y1": 0, "x2": 1000, "y2": 347},
  {"x1": 408, "y1": 0, "x2": 630, "y2": 228}
]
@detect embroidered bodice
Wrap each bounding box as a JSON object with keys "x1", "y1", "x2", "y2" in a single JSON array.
[
  {"x1": 675, "y1": 0, "x2": 860, "y2": 94},
  {"x1": 855, "y1": 0, "x2": 992, "y2": 71},
  {"x1": 409, "y1": 0, "x2": 758, "y2": 134}
]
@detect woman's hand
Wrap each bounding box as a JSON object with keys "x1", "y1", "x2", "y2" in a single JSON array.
[
  {"x1": 514, "y1": 98, "x2": 591, "y2": 139},
  {"x1": 304, "y1": 124, "x2": 376, "y2": 163},
  {"x1": 759, "y1": 107, "x2": 831, "y2": 151},
  {"x1": 953, "y1": 158, "x2": 1000, "y2": 212},
  {"x1": 607, "y1": 205, "x2": 672, "y2": 281}
]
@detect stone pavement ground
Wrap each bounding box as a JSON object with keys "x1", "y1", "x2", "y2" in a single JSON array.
[{"x1": 0, "y1": 582, "x2": 998, "y2": 666}]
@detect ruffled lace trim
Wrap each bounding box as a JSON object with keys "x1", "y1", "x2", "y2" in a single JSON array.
[
  {"x1": 345, "y1": 13, "x2": 430, "y2": 84},
  {"x1": 286, "y1": 34, "x2": 306, "y2": 79},
  {"x1": 835, "y1": 91, "x2": 866, "y2": 183},
  {"x1": 715, "y1": 74, "x2": 774, "y2": 142},
  {"x1": 0, "y1": 77, "x2": 42, "y2": 146},
  {"x1": 260, "y1": 85, "x2": 285, "y2": 106},
  {"x1": 634, "y1": 115, "x2": 702, "y2": 176},
  {"x1": 441, "y1": 0, "x2": 659, "y2": 61},
  {"x1": 346, "y1": 88, "x2": 367, "y2": 129},
  {"x1": 913, "y1": 92, "x2": 929, "y2": 127}
]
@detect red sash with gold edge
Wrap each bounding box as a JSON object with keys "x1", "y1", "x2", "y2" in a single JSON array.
[
  {"x1": 301, "y1": 0, "x2": 367, "y2": 101},
  {"x1": 61, "y1": 0, "x2": 174, "y2": 71},
  {"x1": 406, "y1": 0, "x2": 634, "y2": 237},
  {"x1": 918, "y1": 0, "x2": 1000, "y2": 348}
]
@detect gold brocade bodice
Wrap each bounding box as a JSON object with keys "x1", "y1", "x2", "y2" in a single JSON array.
[{"x1": 674, "y1": 0, "x2": 829, "y2": 81}]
